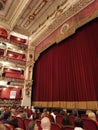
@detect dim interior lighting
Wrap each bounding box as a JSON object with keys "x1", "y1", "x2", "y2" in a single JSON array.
[
  {"x1": 1, "y1": 61, "x2": 10, "y2": 66},
  {"x1": 10, "y1": 31, "x2": 28, "y2": 39},
  {"x1": 2, "y1": 72, "x2": 5, "y2": 77},
  {"x1": 20, "y1": 70, "x2": 24, "y2": 74},
  {"x1": 22, "y1": 54, "x2": 25, "y2": 59},
  {"x1": 3, "y1": 88, "x2": 6, "y2": 91},
  {"x1": 17, "y1": 37, "x2": 21, "y2": 41},
  {"x1": 8, "y1": 53, "x2": 13, "y2": 57},
  {"x1": 0, "y1": 80, "x2": 7, "y2": 86}
]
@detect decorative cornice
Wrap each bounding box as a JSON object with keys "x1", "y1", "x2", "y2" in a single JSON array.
[
  {"x1": 26, "y1": 60, "x2": 35, "y2": 67},
  {"x1": 31, "y1": 0, "x2": 95, "y2": 46},
  {"x1": 34, "y1": 0, "x2": 97, "y2": 61}
]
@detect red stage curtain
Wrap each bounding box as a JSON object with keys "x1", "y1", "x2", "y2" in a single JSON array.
[{"x1": 32, "y1": 19, "x2": 98, "y2": 102}]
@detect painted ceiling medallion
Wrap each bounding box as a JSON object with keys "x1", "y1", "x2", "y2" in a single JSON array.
[{"x1": 60, "y1": 23, "x2": 69, "y2": 34}]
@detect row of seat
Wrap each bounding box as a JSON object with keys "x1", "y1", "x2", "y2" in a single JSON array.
[
  {"x1": 0, "y1": 122, "x2": 24, "y2": 130},
  {"x1": 16, "y1": 117, "x2": 98, "y2": 130}
]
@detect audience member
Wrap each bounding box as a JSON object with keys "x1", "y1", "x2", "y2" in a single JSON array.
[
  {"x1": 17, "y1": 108, "x2": 28, "y2": 118},
  {"x1": 0, "y1": 107, "x2": 4, "y2": 119},
  {"x1": 26, "y1": 120, "x2": 38, "y2": 130},
  {"x1": 60, "y1": 109, "x2": 67, "y2": 116},
  {"x1": 96, "y1": 110, "x2": 98, "y2": 115},
  {"x1": 74, "y1": 117, "x2": 84, "y2": 130},
  {"x1": 50, "y1": 109, "x2": 56, "y2": 123},
  {"x1": 32, "y1": 112, "x2": 39, "y2": 121},
  {"x1": 41, "y1": 117, "x2": 51, "y2": 130},
  {"x1": 41, "y1": 108, "x2": 49, "y2": 119},
  {"x1": 72, "y1": 109, "x2": 79, "y2": 117},
  {"x1": 85, "y1": 109, "x2": 92, "y2": 115},
  {"x1": 0, "y1": 124, "x2": 6, "y2": 130},
  {"x1": 11, "y1": 106, "x2": 18, "y2": 117},
  {"x1": 2, "y1": 110, "x2": 18, "y2": 128},
  {"x1": 88, "y1": 112, "x2": 98, "y2": 125},
  {"x1": 62, "y1": 114, "x2": 71, "y2": 127}
]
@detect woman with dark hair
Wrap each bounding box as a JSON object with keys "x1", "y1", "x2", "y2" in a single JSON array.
[
  {"x1": 74, "y1": 117, "x2": 84, "y2": 130},
  {"x1": 62, "y1": 114, "x2": 71, "y2": 127},
  {"x1": 2, "y1": 110, "x2": 18, "y2": 128}
]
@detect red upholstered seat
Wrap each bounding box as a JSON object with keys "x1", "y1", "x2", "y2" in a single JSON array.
[
  {"x1": 81, "y1": 114, "x2": 88, "y2": 119},
  {"x1": 51, "y1": 122, "x2": 61, "y2": 130},
  {"x1": 16, "y1": 117, "x2": 24, "y2": 129},
  {"x1": 62, "y1": 125, "x2": 74, "y2": 130},
  {"x1": 36, "y1": 120, "x2": 42, "y2": 130},
  {"x1": 48, "y1": 114, "x2": 54, "y2": 122},
  {"x1": 69, "y1": 115, "x2": 75, "y2": 126},
  {"x1": 83, "y1": 118, "x2": 98, "y2": 130},
  {"x1": 56, "y1": 115, "x2": 63, "y2": 125},
  {"x1": 24, "y1": 118, "x2": 32, "y2": 130}
]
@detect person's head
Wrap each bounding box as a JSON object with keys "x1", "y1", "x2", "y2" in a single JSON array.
[
  {"x1": 86, "y1": 109, "x2": 92, "y2": 115},
  {"x1": 72, "y1": 109, "x2": 78, "y2": 116},
  {"x1": 62, "y1": 115, "x2": 70, "y2": 126},
  {"x1": 63, "y1": 109, "x2": 67, "y2": 114},
  {"x1": 33, "y1": 113, "x2": 39, "y2": 121},
  {"x1": 88, "y1": 112, "x2": 97, "y2": 122},
  {"x1": 74, "y1": 117, "x2": 83, "y2": 128},
  {"x1": 43, "y1": 108, "x2": 47, "y2": 113},
  {"x1": 96, "y1": 110, "x2": 98, "y2": 115},
  {"x1": 0, "y1": 107, "x2": 4, "y2": 113},
  {"x1": 0, "y1": 124, "x2": 6, "y2": 130},
  {"x1": 26, "y1": 120, "x2": 38, "y2": 130},
  {"x1": 41, "y1": 117, "x2": 51, "y2": 130},
  {"x1": 3, "y1": 110, "x2": 12, "y2": 120}
]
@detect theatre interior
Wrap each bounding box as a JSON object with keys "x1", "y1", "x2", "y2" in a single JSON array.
[{"x1": 0, "y1": 0, "x2": 98, "y2": 114}]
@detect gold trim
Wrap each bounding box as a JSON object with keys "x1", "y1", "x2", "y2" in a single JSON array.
[{"x1": 32, "y1": 101, "x2": 98, "y2": 109}]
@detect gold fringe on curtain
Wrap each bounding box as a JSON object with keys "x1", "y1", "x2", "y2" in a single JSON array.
[{"x1": 32, "y1": 101, "x2": 98, "y2": 109}]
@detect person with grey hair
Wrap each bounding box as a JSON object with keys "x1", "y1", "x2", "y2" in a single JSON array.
[{"x1": 41, "y1": 117, "x2": 51, "y2": 130}]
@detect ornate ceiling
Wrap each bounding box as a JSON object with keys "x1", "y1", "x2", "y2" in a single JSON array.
[{"x1": 0, "y1": 0, "x2": 97, "y2": 50}]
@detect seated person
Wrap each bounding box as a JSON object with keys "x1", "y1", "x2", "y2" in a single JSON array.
[
  {"x1": 0, "y1": 124, "x2": 6, "y2": 130},
  {"x1": 62, "y1": 114, "x2": 71, "y2": 127},
  {"x1": 1, "y1": 110, "x2": 18, "y2": 128},
  {"x1": 74, "y1": 117, "x2": 84, "y2": 130},
  {"x1": 88, "y1": 112, "x2": 98, "y2": 125},
  {"x1": 26, "y1": 120, "x2": 38, "y2": 130},
  {"x1": 17, "y1": 108, "x2": 28, "y2": 118},
  {"x1": 72, "y1": 109, "x2": 79, "y2": 117},
  {"x1": 41, "y1": 108, "x2": 49, "y2": 119},
  {"x1": 41, "y1": 117, "x2": 51, "y2": 130}
]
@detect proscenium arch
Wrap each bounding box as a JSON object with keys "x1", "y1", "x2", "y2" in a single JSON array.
[{"x1": 31, "y1": 19, "x2": 98, "y2": 109}]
